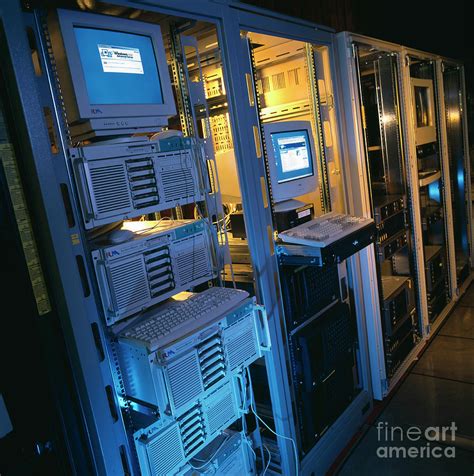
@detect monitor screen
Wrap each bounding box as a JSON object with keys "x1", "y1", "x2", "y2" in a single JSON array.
[
  {"x1": 270, "y1": 130, "x2": 314, "y2": 184},
  {"x1": 73, "y1": 27, "x2": 164, "y2": 105}
]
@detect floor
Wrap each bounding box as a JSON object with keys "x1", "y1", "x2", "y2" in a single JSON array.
[{"x1": 337, "y1": 284, "x2": 474, "y2": 475}]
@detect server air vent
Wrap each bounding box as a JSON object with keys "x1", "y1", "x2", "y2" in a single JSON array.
[
  {"x1": 227, "y1": 327, "x2": 257, "y2": 370},
  {"x1": 176, "y1": 247, "x2": 209, "y2": 284},
  {"x1": 90, "y1": 164, "x2": 131, "y2": 214},
  {"x1": 168, "y1": 353, "x2": 203, "y2": 410},
  {"x1": 109, "y1": 257, "x2": 149, "y2": 311},
  {"x1": 161, "y1": 168, "x2": 195, "y2": 202},
  {"x1": 206, "y1": 386, "x2": 236, "y2": 435},
  {"x1": 146, "y1": 423, "x2": 185, "y2": 475}
]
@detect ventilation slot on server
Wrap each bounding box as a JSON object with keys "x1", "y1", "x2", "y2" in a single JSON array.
[
  {"x1": 168, "y1": 353, "x2": 203, "y2": 411},
  {"x1": 198, "y1": 334, "x2": 226, "y2": 390},
  {"x1": 226, "y1": 327, "x2": 257, "y2": 370},
  {"x1": 161, "y1": 168, "x2": 195, "y2": 202},
  {"x1": 126, "y1": 158, "x2": 159, "y2": 209},
  {"x1": 109, "y1": 257, "x2": 149, "y2": 311},
  {"x1": 144, "y1": 246, "x2": 175, "y2": 298},
  {"x1": 145, "y1": 423, "x2": 185, "y2": 475},
  {"x1": 280, "y1": 265, "x2": 339, "y2": 330},
  {"x1": 176, "y1": 247, "x2": 209, "y2": 284},
  {"x1": 90, "y1": 164, "x2": 131, "y2": 214},
  {"x1": 178, "y1": 405, "x2": 206, "y2": 457},
  {"x1": 323, "y1": 311, "x2": 355, "y2": 372},
  {"x1": 206, "y1": 386, "x2": 236, "y2": 435}
]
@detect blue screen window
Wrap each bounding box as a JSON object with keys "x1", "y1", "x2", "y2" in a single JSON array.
[{"x1": 271, "y1": 130, "x2": 314, "y2": 184}]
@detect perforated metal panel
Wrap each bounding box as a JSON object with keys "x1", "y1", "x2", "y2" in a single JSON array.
[
  {"x1": 226, "y1": 326, "x2": 257, "y2": 370},
  {"x1": 161, "y1": 168, "x2": 195, "y2": 202},
  {"x1": 168, "y1": 352, "x2": 203, "y2": 410},
  {"x1": 109, "y1": 256, "x2": 150, "y2": 311},
  {"x1": 142, "y1": 423, "x2": 185, "y2": 476},
  {"x1": 89, "y1": 163, "x2": 131, "y2": 214},
  {"x1": 204, "y1": 382, "x2": 237, "y2": 436},
  {"x1": 175, "y1": 238, "x2": 210, "y2": 284}
]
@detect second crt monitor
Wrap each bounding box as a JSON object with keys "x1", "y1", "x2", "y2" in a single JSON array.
[{"x1": 263, "y1": 121, "x2": 318, "y2": 211}]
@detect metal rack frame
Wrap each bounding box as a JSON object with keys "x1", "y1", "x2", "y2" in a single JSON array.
[{"x1": 335, "y1": 31, "x2": 473, "y2": 400}]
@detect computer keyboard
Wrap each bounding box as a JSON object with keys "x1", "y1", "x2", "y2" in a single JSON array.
[
  {"x1": 278, "y1": 211, "x2": 374, "y2": 247},
  {"x1": 121, "y1": 287, "x2": 249, "y2": 350}
]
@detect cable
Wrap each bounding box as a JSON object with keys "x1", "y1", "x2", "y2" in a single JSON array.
[
  {"x1": 244, "y1": 437, "x2": 257, "y2": 464},
  {"x1": 133, "y1": 216, "x2": 174, "y2": 235},
  {"x1": 246, "y1": 368, "x2": 299, "y2": 476},
  {"x1": 263, "y1": 444, "x2": 271, "y2": 476}
]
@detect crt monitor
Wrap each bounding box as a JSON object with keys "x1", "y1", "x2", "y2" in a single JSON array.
[
  {"x1": 263, "y1": 121, "x2": 318, "y2": 208},
  {"x1": 49, "y1": 9, "x2": 176, "y2": 138}
]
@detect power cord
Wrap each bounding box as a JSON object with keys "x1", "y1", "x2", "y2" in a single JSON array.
[
  {"x1": 263, "y1": 443, "x2": 271, "y2": 475},
  {"x1": 246, "y1": 367, "x2": 299, "y2": 476}
]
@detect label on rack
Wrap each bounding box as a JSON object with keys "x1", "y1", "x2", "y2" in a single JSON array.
[{"x1": 0, "y1": 144, "x2": 51, "y2": 316}]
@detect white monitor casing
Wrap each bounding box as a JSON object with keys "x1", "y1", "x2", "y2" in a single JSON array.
[{"x1": 263, "y1": 120, "x2": 318, "y2": 206}]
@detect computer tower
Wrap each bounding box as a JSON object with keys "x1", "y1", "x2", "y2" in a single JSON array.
[
  {"x1": 133, "y1": 378, "x2": 243, "y2": 476},
  {"x1": 424, "y1": 245, "x2": 446, "y2": 293},
  {"x1": 377, "y1": 230, "x2": 408, "y2": 261},
  {"x1": 69, "y1": 136, "x2": 206, "y2": 229},
  {"x1": 381, "y1": 276, "x2": 415, "y2": 336},
  {"x1": 279, "y1": 264, "x2": 340, "y2": 331},
  {"x1": 373, "y1": 195, "x2": 406, "y2": 225},
  {"x1": 289, "y1": 301, "x2": 357, "y2": 454},
  {"x1": 91, "y1": 219, "x2": 216, "y2": 324},
  {"x1": 116, "y1": 297, "x2": 268, "y2": 415}
]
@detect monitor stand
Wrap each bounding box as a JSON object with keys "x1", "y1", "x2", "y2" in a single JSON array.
[
  {"x1": 274, "y1": 199, "x2": 314, "y2": 232},
  {"x1": 274, "y1": 199, "x2": 307, "y2": 213}
]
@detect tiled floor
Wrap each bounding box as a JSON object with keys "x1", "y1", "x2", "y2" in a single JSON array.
[{"x1": 337, "y1": 285, "x2": 474, "y2": 475}]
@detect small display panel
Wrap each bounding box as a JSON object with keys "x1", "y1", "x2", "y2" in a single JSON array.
[
  {"x1": 74, "y1": 27, "x2": 163, "y2": 105},
  {"x1": 270, "y1": 130, "x2": 314, "y2": 184}
]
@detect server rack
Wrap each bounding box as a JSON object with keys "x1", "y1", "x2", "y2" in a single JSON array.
[
  {"x1": 1, "y1": 1, "x2": 363, "y2": 474},
  {"x1": 401, "y1": 47, "x2": 456, "y2": 327},
  {"x1": 336, "y1": 34, "x2": 425, "y2": 397},
  {"x1": 0, "y1": 1, "x2": 279, "y2": 474},
  {"x1": 336, "y1": 32, "x2": 472, "y2": 399},
  {"x1": 400, "y1": 46, "x2": 473, "y2": 336},
  {"x1": 228, "y1": 9, "x2": 375, "y2": 474},
  {"x1": 436, "y1": 59, "x2": 473, "y2": 289}
]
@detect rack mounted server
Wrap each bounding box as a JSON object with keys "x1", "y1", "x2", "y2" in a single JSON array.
[
  {"x1": 117, "y1": 296, "x2": 269, "y2": 415},
  {"x1": 118, "y1": 295, "x2": 269, "y2": 475},
  {"x1": 69, "y1": 136, "x2": 206, "y2": 229},
  {"x1": 133, "y1": 377, "x2": 243, "y2": 476},
  {"x1": 92, "y1": 219, "x2": 216, "y2": 324}
]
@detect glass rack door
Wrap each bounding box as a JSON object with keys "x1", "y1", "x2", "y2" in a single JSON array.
[
  {"x1": 244, "y1": 30, "x2": 362, "y2": 458},
  {"x1": 442, "y1": 64, "x2": 470, "y2": 286},
  {"x1": 355, "y1": 45, "x2": 420, "y2": 379},
  {"x1": 408, "y1": 57, "x2": 451, "y2": 322}
]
